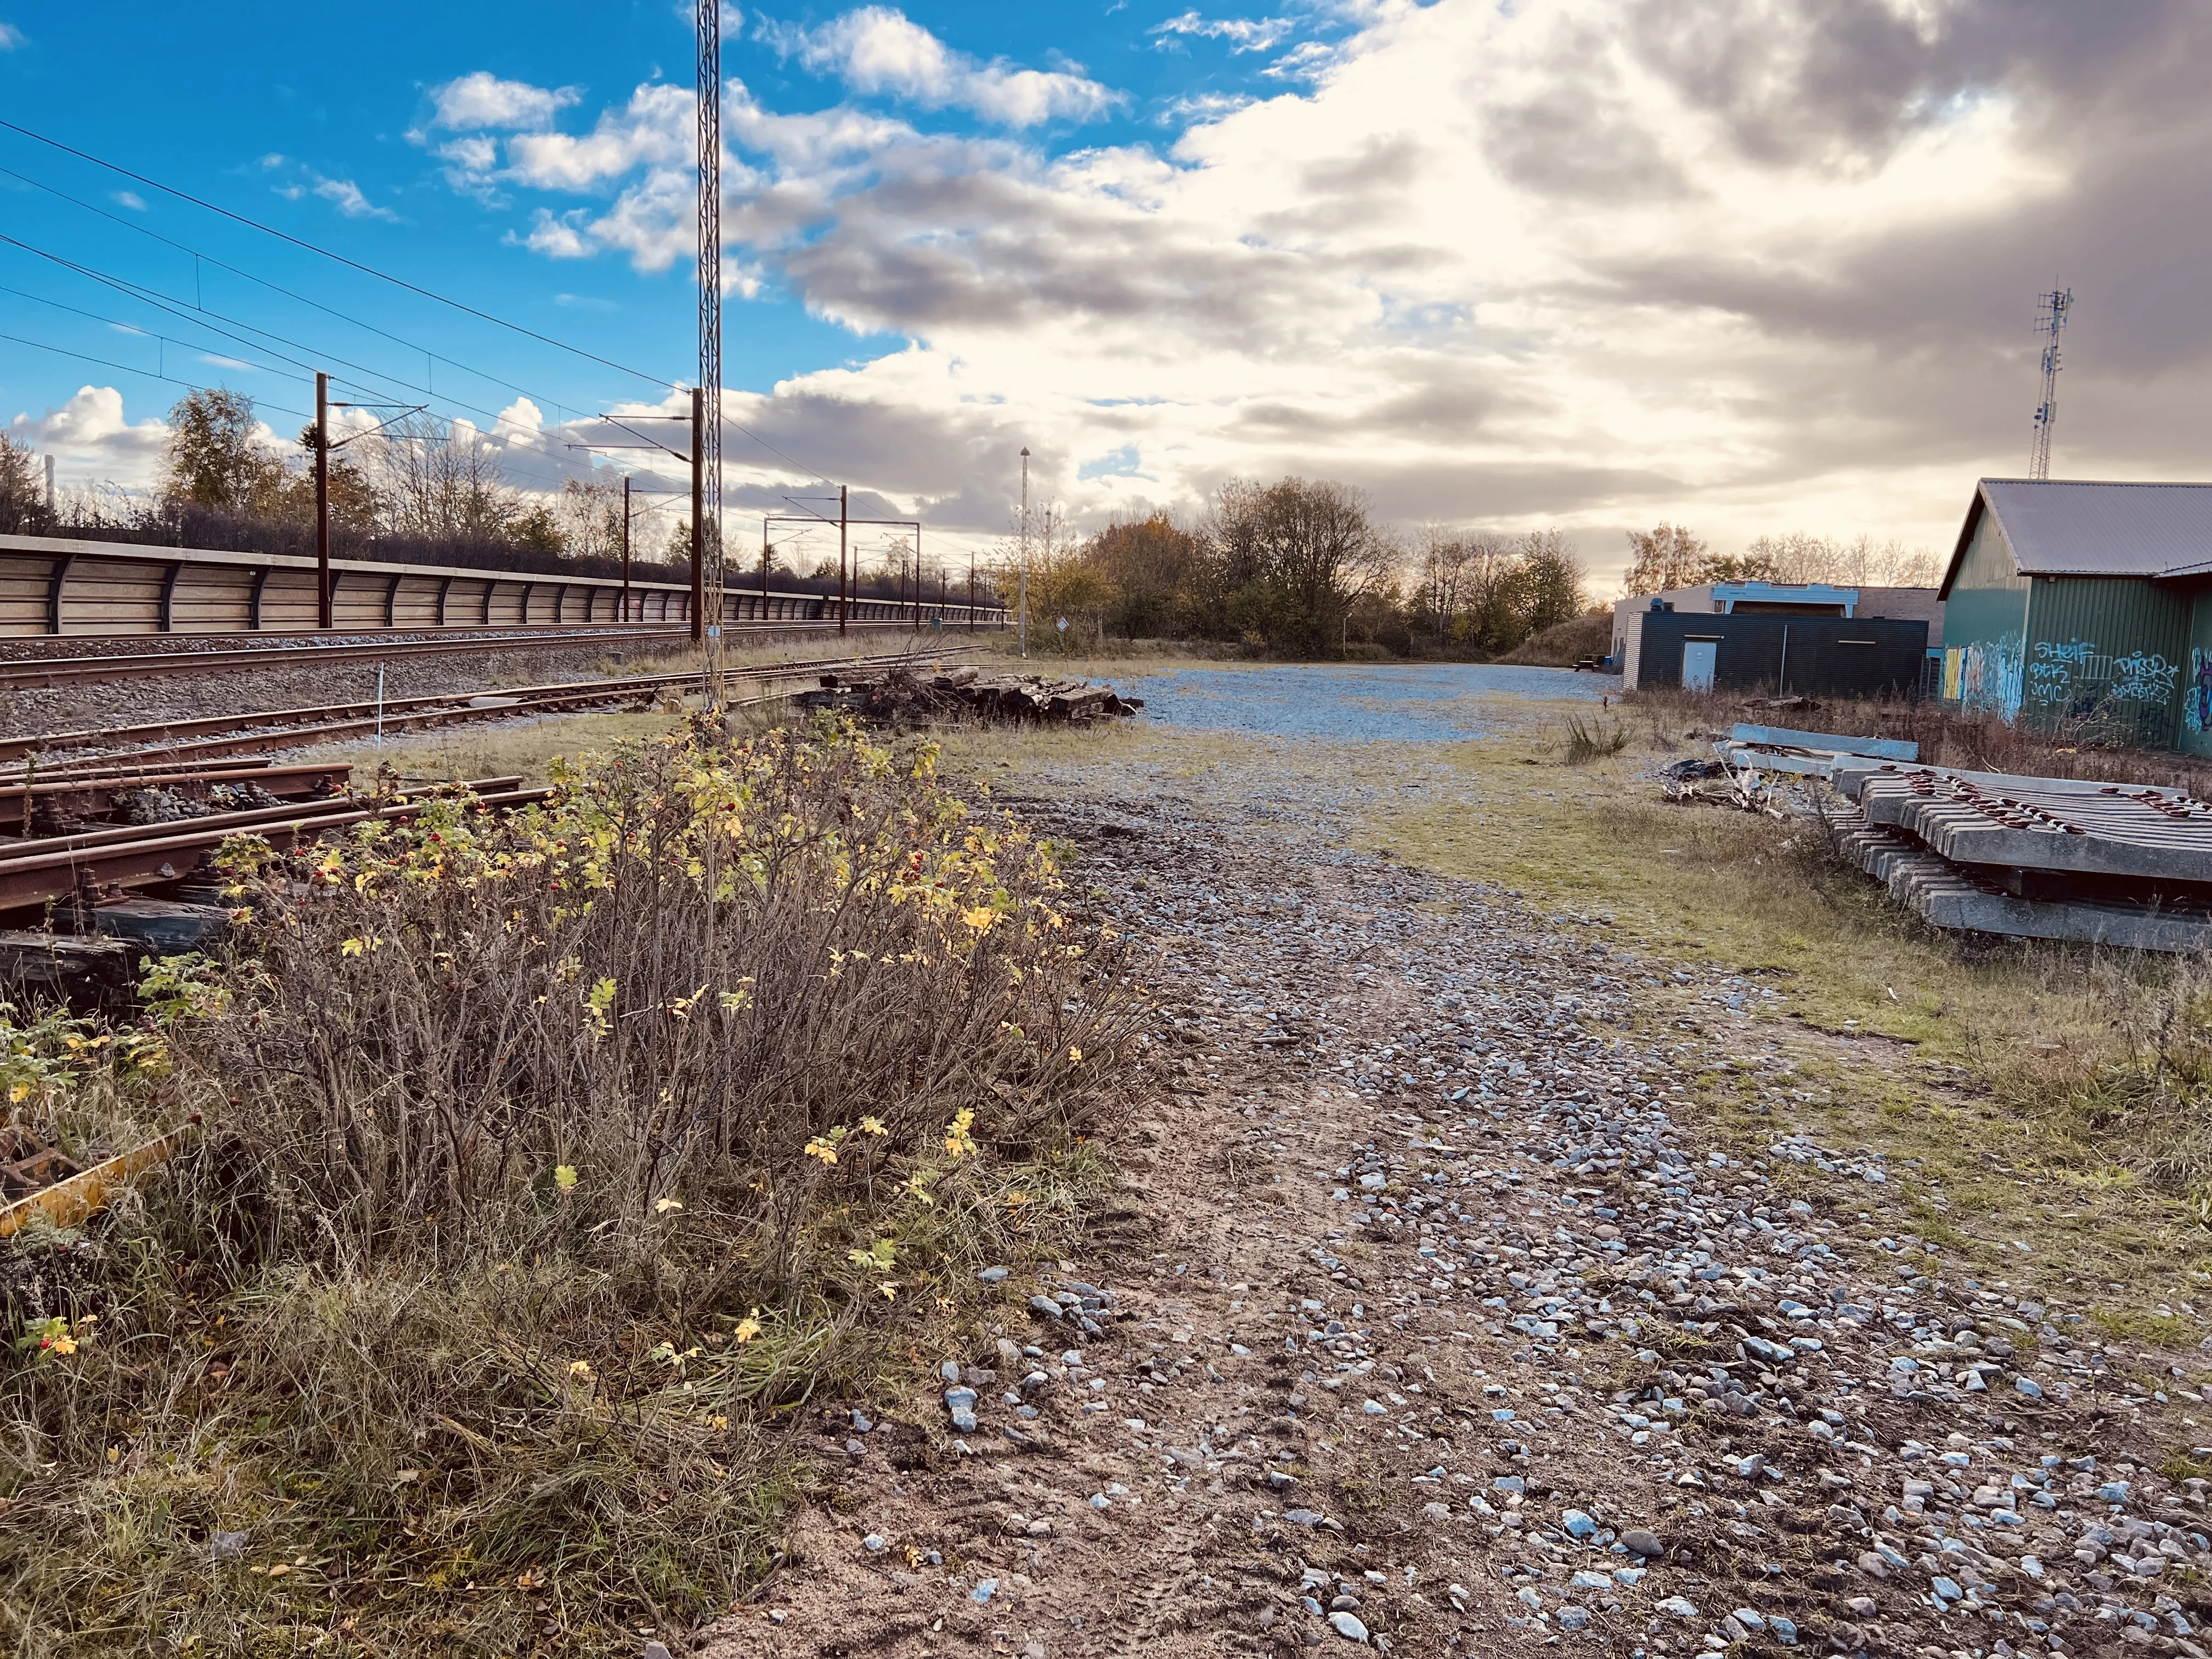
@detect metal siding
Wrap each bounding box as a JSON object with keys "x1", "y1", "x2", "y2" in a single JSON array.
[
  {"x1": 1943, "y1": 511, "x2": 2030, "y2": 718},
  {"x1": 1634, "y1": 611, "x2": 1925, "y2": 695},
  {"x1": 2177, "y1": 585, "x2": 2212, "y2": 757},
  {"x1": 2020, "y1": 576, "x2": 2189, "y2": 746}
]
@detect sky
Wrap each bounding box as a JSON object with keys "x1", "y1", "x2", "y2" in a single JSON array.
[{"x1": 4, "y1": 0, "x2": 2211, "y2": 590}]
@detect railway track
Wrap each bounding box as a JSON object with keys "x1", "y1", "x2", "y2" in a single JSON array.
[
  {"x1": 0, "y1": 617, "x2": 971, "y2": 690},
  {"x1": 0, "y1": 644, "x2": 981, "y2": 771},
  {"x1": 0, "y1": 627, "x2": 689, "y2": 688}
]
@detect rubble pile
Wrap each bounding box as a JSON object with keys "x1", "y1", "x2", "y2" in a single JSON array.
[{"x1": 794, "y1": 665, "x2": 1144, "y2": 726}]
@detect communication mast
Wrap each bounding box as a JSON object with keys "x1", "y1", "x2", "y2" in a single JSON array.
[
  {"x1": 2028, "y1": 285, "x2": 2072, "y2": 481},
  {"x1": 696, "y1": 0, "x2": 725, "y2": 706}
]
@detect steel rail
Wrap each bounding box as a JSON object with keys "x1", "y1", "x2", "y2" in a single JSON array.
[
  {"x1": 0, "y1": 644, "x2": 981, "y2": 771},
  {"x1": 0, "y1": 775, "x2": 523, "y2": 864},
  {"x1": 0, "y1": 628, "x2": 690, "y2": 688},
  {"x1": 0, "y1": 783, "x2": 550, "y2": 912},
  {"x1": 0, "y1": 617, "x2": 967, "y2": 689}
]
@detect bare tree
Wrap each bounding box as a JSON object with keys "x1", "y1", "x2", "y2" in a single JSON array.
[
  {"x1": 0, "y1": 434, "x2": 48, "y2": 535},
  {"x1": 367, "y1": 415, "x2": 518, "y2": 543},
  {"x1": 555, "y1": 477, "x2": 627, "y2": 562}
]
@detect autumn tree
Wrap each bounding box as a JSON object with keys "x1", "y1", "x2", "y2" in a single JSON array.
[
  {"x1": 1624, "y1": 523, "x2": 1707, "y2": 594},
  {"x1": 1085, "y1": 512, "x2": 1203, "y2": 639},
  {"x1": 162, "y1": 389, "x2": 285, "y2": 515},
  {"x1": 1206, "y1": 476, "x2": 1396, "y2": 656}
]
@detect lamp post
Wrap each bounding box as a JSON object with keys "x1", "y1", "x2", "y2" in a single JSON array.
[{"x1": 1018, "y1": 446, "x2": 1029, "y2": 661}]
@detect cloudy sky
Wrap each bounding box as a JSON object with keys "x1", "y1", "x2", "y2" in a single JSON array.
[{"x1": 3, "y1": 0, "x2": 2208, "y2": 586}]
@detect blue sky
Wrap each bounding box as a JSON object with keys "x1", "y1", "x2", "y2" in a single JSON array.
[{"x1": 5, "y1": 1, "x2": 2211, "y2": 580}]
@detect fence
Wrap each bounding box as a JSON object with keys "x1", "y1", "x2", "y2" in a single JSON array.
[{"x1": 0, "y1": 534, "x2": 1009, "y2": 636}]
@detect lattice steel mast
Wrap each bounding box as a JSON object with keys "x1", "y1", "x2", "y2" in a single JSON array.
[
  {"x1": 697, "y1": 0, "x2": 725, "y2": 707},
  {"x1": 2029, "y1": 285, "x2": 2072, "y2": 481}
]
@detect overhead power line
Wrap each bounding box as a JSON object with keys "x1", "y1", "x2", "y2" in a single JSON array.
[
  {"x1": 0, "y1": 329, "x2": 312, "y2": 423},
  {"x1": 0, "y1": 126, "x2": 840, "y2": 489},
  {"x1": 0, "y1": 117, "x2": 675, "y2": 390}
]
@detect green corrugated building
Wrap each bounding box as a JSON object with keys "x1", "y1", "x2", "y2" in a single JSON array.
[{"x1": 1937, "y1": 479, "x2": 2212, "y2": 752}]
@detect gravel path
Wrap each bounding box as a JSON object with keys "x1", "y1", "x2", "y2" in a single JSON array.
[
  {"x1": 685, "y1": 687, "x2": 2203, "y2": 1659},
  {"x1": 1103, "y1": 662, "x2": 1621, "y2": 742}
]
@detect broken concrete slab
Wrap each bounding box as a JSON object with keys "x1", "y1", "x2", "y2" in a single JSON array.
[
  {"x1": 1846, "y1": 768, "x2": 2212, "y2": 884},
  {"x1": 1824, "y1": 801, "x2": 2212, "y2": 952}
]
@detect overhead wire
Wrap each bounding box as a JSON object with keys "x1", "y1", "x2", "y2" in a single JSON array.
[
  {"x1": 0, "y1": 129, "x2": 841, "y2": 490},
  {"x1": 0, "y1": 161, "x2": 659, "y2": 422},
  {"x1": 0, "y1": 117, "x2": 676, "y2": 388},
  {"x1": 0, "y1": 330, "x2": 312, "y2": 423}
]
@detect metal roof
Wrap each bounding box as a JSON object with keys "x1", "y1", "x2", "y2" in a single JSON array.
[{"x1": 1941, "y1": 479, "x2": 2212, "y2": 595}]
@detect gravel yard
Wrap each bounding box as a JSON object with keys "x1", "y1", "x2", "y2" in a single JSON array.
[{"x1": 699, "y1": 667, "x2": 2209, "y2": 1659}]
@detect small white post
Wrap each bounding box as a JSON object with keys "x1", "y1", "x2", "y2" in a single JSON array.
[{"x1": 375, "y1": 665, "x2": 385, "y2": 745}]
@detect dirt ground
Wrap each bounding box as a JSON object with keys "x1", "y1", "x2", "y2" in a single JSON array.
[{"x1": 692, "y1": 697, "x2": 2212, "y2": 1659}]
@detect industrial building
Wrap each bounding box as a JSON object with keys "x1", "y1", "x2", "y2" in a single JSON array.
[
  {"x1": 1936, "y1": 479, "x2": 2212, "y2": 752},
  {"x1": 1612, "y1": 580, "x2": 1942, "y2": 695}
]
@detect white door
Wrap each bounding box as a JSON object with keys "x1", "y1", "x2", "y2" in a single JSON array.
[{"x1": 1681, "y1": 640, "x2": 1717, "y2": 692}]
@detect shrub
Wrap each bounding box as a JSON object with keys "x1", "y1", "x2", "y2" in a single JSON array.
[{"x1": 0, "y1": 720, "x2": 1142, "y2": 1655}]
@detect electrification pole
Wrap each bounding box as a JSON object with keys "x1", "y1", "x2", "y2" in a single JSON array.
[
  {"x1": 689, "y1": 386, "x2": 705, "y2": 645},
  {"x1": 838, "y1": 483, "x2": 849, "y2": 637},
  {"x1": 314, "y1": 371, "x2": 332, "y2": 631},
  {"x1": 621, "y1": 475, "x2": 633, "y2": 622}
]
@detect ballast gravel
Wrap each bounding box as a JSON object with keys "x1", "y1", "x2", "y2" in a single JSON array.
[{"x1": 701, "y1": 738, "x2": 2209, "y2": 1659}]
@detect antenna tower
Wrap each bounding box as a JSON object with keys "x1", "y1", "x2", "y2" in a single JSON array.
[
  {"x1": 2028, "y1": 285, "x2": 2071, "y2": 481},
  {"x1": 697, "y1": 0, "x2": 725, "y2": 706}
]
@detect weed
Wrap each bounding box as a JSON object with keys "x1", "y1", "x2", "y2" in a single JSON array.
[
  {"x1": 2090, "y1": 1307, "x2": 2197, "y2": 1348},
  {"x1": 1561, "y1": 715, "x2": 1631, "y2": 765},
  {"x1": 0, "y1": 718, "x2": 1149, "y2": 1656}
]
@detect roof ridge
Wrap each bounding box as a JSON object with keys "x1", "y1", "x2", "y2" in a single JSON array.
[{"x1": 1982, "y1": 477, "x2": 2212, "y2": 489}]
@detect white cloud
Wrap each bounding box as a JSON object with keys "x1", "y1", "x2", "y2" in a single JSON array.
[
  {"x1": 439, "y1": 0, "x2": 2212, "y2": 582},
  {"x1": 782, "y1": 7, "x2": 1121, "y2": 127},
  {"x1": 0, "y1": 23, "x2": 24, "y2": 49},
  {"x1": 311, "y1": 176, "x2": 397, "y2": 220},
  {"x1": 1149, "y1": 12, "x2": 1295, "y2": 52},
  {"x1": 428, "y1": 71, "x2": 582, "y2": 132},
  {"x1": 504, "y1": 82, "x2": 693, "y2": 191},
  {"x1": 8, "y1": 387, "x2": 167, "y2": 483},
  {"x1": 110, "y1": 189, "x2": 145, "y2": 211}
]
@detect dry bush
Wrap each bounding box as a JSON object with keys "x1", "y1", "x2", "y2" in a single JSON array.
[
  {"x1": 0, "y1": 718, "x2": 1144, "y2": 1656},
  {"x1": 1626, "y1": 684, "x2": 2212, "y2": 795}
]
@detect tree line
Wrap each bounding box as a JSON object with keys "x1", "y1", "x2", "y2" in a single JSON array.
[
  {"x1": 1624, "y1": 522, "x2": 1942, "y2": 592},
  {"x1": 1002, "y1": 476, "x2": 1592, "y2": 658},
  {"x1": 0, "y1": 392, "x2": 923, "y2": 601}
]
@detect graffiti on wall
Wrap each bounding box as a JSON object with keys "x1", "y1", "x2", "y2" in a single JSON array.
[
  {"x1": 2110, "y1": 650, "x2": 2181, "y2": 704},
  {"x1": 2187, "y1": 648, "x2": 2212, "y2": 735},
  {"x1": 2027, "y1": 637, "x2": 2095, "y2": 707},
  {"x1": 2025, "y1": 637, "x2": 2179, "y2": 716},
  {"x1": 1959, "y1": 633, "x2": 2024, "y2": 719}
]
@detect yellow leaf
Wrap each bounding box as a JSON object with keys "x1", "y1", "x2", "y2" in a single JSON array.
[
  {"x1": 655, "y1": 1197, "x2": 684, "y2": 1214},
  {"x1": 553, "y1": 1165, "x2": 578, "y2": 1192},
  {"x1": 733, "y1": 1310, "x2": 763, "y2": 1344},
  {"x1": 1068, "y1": 1047, "x2": 1083, "y2": 1063}
]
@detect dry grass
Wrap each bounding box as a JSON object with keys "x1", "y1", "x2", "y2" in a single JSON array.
[
  {"x1": 1346, "y1": 696, "x2": 2212, "y2": 1334},
  {"x1": 1627, "y1": 683, "x2": 2212, "y2": 795},
  {"x1": 0, "y1": 715, "x2": 1147, "y2": 1656},
  {"x1": 1496, "y1": 611, "x2": 1613, "y2": 667}
]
